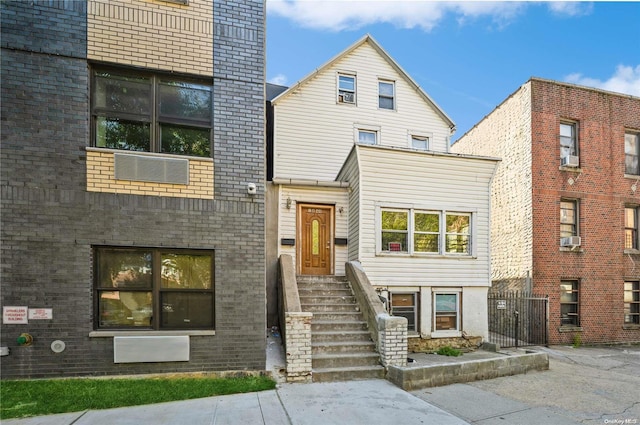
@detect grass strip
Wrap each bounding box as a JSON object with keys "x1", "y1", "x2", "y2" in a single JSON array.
[{"x1": 1, "y1": 375, "x2": 276, "y2": 420}]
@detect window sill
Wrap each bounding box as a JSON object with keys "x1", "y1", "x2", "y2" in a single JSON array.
[
  {"x1": 624, "y1": 174, "x2": 640, "y2": 180},
  {"x1": 89, "y1": 330, "x2": 215, "y2": 338},
  {"x1": 558, "y1": 165, "x2": 583, "y2": 173},
  {"x1": 430, "y1": 331, "x2": 461, "y2": 338},
  {"x1": 86, "y1": 147, "x2": 213, "y2": 162},
  {"x1": 624, "y1": 249, "x2": 640, "y2": 255},
  {"x1": 558, "y1": 326, "x2": 583, "y2": 333},
  {"x1": 376, "y1": 252, "x2": 476, "y2": 259},
  {"x1": 559, "y1": 247, "x2": 584, "y2": 253},
  {"x1": 622, "y1": 324, "x2": 640, "y2": 330}
]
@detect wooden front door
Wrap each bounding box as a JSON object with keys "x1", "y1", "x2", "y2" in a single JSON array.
[{"x1": 298, "y1": 204, "x2": 333, "y2": 275}]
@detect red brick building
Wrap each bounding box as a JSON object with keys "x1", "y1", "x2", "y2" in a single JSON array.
[{"x1": 453, "y1": 78, "x2": 640, "y2": 344}]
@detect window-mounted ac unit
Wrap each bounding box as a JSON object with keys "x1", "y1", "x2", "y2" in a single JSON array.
[
  {"x1": 339, "y1": 93, "x2": 355, "y2": 104},
  {"x1": 560, "y1": 236, "x2": 581, "y2": 247},
  {"x1": 561, "y1": 155, "x2": 579, "y2": 167}
]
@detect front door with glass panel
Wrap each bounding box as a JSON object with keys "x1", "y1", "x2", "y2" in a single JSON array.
[{"x1": 298, "y1": 204, "x2": 333, "y2": 275}]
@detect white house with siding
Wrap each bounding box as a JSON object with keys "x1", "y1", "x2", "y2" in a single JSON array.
[{"x1": 266, "y1": 35, "x2": 499, "y2": 345}]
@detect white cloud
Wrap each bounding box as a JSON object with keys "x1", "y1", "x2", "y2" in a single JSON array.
[
  {"x1": 564, "y1": 65, "x2": 640, "y2": 97},
  {"x1": 267, "y1": 0, "x2": 527, "y2": 32},
  {"x1": 268, "y1": 74, "x2": 289, "y2": 86},
  {"x1": 547, "y1": 2, "x2": 594, "y2": 17}
]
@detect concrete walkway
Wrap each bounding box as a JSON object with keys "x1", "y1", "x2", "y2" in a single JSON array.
[{"x1": 3, "y1": 379, "x2": 470, "y2": 425}]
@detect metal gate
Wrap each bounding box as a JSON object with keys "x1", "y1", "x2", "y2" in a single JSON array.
[{"x1": 488, "y1": 292, "x2": 548, "y2": 348}]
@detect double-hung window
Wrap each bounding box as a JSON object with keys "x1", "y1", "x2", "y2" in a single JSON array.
[
  {"x1": 560, "y1": 280, "x2": 579, "y2": 327},
  {"x1": 434, "y1": 291, "x2": 460, "y2": 333},
  {"x1": 625, "y1": 132, "x2": 639, "y2": 175},
  {"x1": 560, "y1": 122, "x2": 579, "y2": 166},
  {"x1": 92, "y1": 68, "x2": 212, "y2": 157},
  {"x1": 380, "y1": 209, "x2": 471, "y2": 255},
  {"x1": 625, "y1": 207, "x2": 639, "y2": 250},
  {"x1": 560, "y1": 200, "x2": 578, "y2": 238},
  {"x1": 390, "y1": 293, "x2": 417, "y2": 332},
  {"x1": 381, "y1": 210, "x2": 408, "y2": 252},
  {"x1": 338, "y1": 74, "x2": 356, "y2": 104},
  {"x1": 624, "y1": 281, "x2": 640, "y2": 325},
  {"x1": 445, "y1": 213, "x2": 471, "y2": 254},
  {"x1": 94, "y1": 247, "x2": 214, "y2": 330},
  {"x1": 378, "y1": 80, "x2": 395, "y2": 110}
]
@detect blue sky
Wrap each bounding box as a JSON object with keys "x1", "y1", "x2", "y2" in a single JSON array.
[{"x1": 266, "y1": 1, "x2": 640, "y2": 141}]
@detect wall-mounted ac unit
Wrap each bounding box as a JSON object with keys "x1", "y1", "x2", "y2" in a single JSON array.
[
  {"x1": 561, "y1": 155, "x2": 579, "y2": 167},
  {"x1": 339, "y1": 93, "x2": 355, "y2": 104},
  {"x1": 560, "y1": 236, "x2": 581, "y2": 247}
]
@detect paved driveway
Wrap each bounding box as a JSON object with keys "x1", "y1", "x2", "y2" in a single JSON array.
[{"x1": 411, "y1": 345, "x2": 640, "y2": 425}]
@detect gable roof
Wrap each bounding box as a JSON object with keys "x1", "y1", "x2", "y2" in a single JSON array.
[{"x1": 270, "y1": 34, "x2": 455, "y2": 130}]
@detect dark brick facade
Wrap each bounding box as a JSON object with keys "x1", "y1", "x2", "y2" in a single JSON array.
[
  {"x1": 530, "y1": 79, "x2": 640, "y2": 344},
  {"x1": 1, "y1": 0, "x2": 266, "y2": 378}
]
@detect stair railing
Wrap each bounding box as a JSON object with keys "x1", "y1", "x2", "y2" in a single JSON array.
[{"x1": 346, "y1": 261, "x2": 408, "y2": 367}]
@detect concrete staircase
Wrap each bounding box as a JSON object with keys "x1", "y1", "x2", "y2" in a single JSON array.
[{"x1": 297, "y1": 275, "x2": 385, "y2": 382}]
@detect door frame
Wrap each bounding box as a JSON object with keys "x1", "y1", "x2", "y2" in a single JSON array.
[{"x1": 296, "y1": 203, "x2": 335, "y2": 275}]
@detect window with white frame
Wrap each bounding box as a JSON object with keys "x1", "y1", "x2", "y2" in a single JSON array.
[
  {"x1": 411, "y1": 135, "x2": 429, "y2": 151},
  {"x1": 380, "y1": 208, "x2": 471, "y2": 255},
  {"x1": 390, "y1": 293, "x2": 417, "y2": 332},
  {"x1": 625, "y1": 206, "x2": 638, "y2": 250},
  {"x1": 445, "y1": 213, "x2": 471, "y2": 254},
  {"x1": 625, "y1": 281, "x2": 640, "y2": 325},
  {"x1": 381, "y1": 210, "x2": 408, "y2": 252},
  {"x1": 378, "y1": 80, "x2": 395, "y2": 110},
  {"x1": 560, "y1": 122, "x2": 579, "y2": 165},
  {"x1": 433, "y1": 291, "x2": 460, "y2": 332},
  {"x1": 338, "y1": 73, "x2": 356, "y2": 104},
  {"x1": 358, "y1": 129, "x2": 377, "y2": 145},
  {"x1": 625, "y1": 132, "x2": 639, "y2": 175}
]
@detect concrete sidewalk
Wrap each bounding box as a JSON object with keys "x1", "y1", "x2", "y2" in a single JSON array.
[{"x1": 2, "y1": 379, "x2": 470, "y2": 425}]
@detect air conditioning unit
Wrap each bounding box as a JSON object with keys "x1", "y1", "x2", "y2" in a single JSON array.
[
  {"x1": 339, "y1": 93, "x2": 355, "y2": 104},
  {"x1": 561, "y1": 155, "x2": 579, "y2": 167},
  {"x1": 560, "y1": 236, "x2": 581, "y2": 247}
]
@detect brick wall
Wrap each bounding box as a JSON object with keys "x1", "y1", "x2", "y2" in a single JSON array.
[
  {"x1": 88, "y1": 0, "x2": 213, "y2": 76},
  {"x1": 530, "y1": 79, "x2": 640, "y2": 344},
  {"x1": 283, "y1": 312, "x2": 312, "y2": 383},
  {"x1": 452, "y1": 83, "x2": 534, "y2": 285},
  {"x1": 86, "y1": 150, "x2": 214, "y2": 199},
  {"x1": 1, "y1": 0, "x2": 266, "y2": 378}
]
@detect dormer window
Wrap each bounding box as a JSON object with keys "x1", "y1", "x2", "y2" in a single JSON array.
[
  {"x1": 338, "y1": 74, "x2": 356, "y2": 104},
  {"x1": 411, "y1": 135, "x2": 429, "y2": 150}
]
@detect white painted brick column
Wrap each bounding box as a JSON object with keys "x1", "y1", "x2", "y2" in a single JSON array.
[
  {"x1": 377, "y1": 314, "x2": 407, "y2": 367},
  {"x1": 284, "y1": 311, "x2": 313, "y2": 382}
]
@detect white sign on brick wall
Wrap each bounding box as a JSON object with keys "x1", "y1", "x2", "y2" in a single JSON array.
[{"x1": 3, "y1": 306, "x2": 28, "y2": 324}]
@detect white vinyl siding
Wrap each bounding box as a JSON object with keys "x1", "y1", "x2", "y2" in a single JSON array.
[
  {"x1": 277, "y1": 185, "x2": 349, "y2": 276},
  {"x1": 345, "y1": 145, "x2": 497, "y2": 288},
  {"x1": 273, "y1": 42, "x2": 452, "y2": 181}
]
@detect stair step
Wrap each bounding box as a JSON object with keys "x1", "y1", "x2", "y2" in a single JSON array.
[
  {"x1": 312, "y1": 320, "x2": 368, "y2": 332},
  {"x1": 299, "y1": 295, "x2": 357, "y2": 305},
  {"x1": 312, "y1": 352, "x2": 380, "y2": 369},
  {"x1": 311, "y1": 311, "x2": 365, "y2": 321},
  {"x1": 298, "y1": 288, "x2": 353, "y2": 297},
  {"x1": 312, "y1": 330, "x2": 373, "y2": 343},
  {"x1": 302, "y1": 304, "x2": 360, "y2": 313},
  {"x1": 312, "y1": 340, "x2": 376, "y2": 354},
  {"x1": 312, "y1": 365, "x2": 386, "y2": 382}
]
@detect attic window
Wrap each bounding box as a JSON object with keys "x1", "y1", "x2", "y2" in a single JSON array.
[
  {"x1": 338, "y1": 74, "x2": 356, "y2": 104},
  {"x1": 378, "y1": 80, "x2": 395, "y2": 110}
]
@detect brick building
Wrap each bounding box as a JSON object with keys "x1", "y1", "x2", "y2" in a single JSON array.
[
  {"x1": 452, "y1": 78, "x2": 640, "y2": 345},
  {"x1": 1, "y1": 0, "x2": 266, "y2": 378}
]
